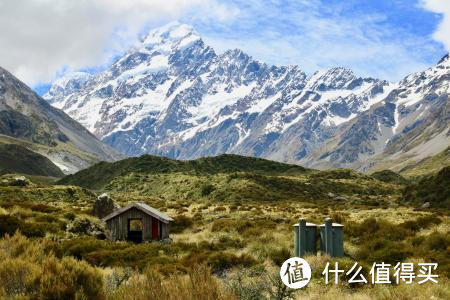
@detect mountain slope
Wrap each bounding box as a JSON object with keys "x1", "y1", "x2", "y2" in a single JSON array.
[
  {"x1": 304, "y1": 55, "x2": 450, "y2": 171},
  {"x1": 0, "y1": 144, "x2": 64, "y2": 177},
  {"x1": 45, "y1": 22, "x2": 450, "y2": 172},
  {"x1": 45, "y1": 22, "x2": 389, "y2": 163},
  {"x1": 398, "y1": 146, "x2": 450, "y2": 177},
  {"x1": 0, "y1": 66, "x2": 121, "y2": 173}
]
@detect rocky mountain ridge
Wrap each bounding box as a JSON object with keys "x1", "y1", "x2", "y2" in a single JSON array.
[
  {"x1": 44, "y1": 22, "x2": 450, "y2": 172},
  {"x1": 0, "y1": 66, "x2": 121, "y2": 174}
]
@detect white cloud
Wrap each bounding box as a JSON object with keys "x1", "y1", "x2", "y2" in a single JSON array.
[
  {"x1": 201, "y1": 0, "x2": 436, "y2": 81},
  {"x1": 422, "y1": 0, "x2": 450, "y2": 51},
  {"x1": 1, "y1": 0, "x2": 444, "y2": 85},
  {"x1": 0, "y1": 0, "x2": 238, "y2": 85}
]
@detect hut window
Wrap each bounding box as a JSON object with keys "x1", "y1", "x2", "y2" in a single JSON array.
[{"x1": 129, "y1": 219, "x2": 143, "y2": 231}]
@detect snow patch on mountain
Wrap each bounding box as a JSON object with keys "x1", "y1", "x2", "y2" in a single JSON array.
[{"x1": 44, "y1": 23, "x2": 450, "y2": 171}]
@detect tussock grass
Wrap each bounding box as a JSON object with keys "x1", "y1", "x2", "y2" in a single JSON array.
[{"x1": 0, "y1": 158, "x2": 448, "y2": 299}]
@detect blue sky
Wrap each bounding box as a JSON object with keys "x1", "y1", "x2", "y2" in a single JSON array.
[
  {"x1": 185, "y1": 0, "x2": 446, "y2": 81},
  {"x1": 0, "y1": 0, "x2": 448, "y2": 93}
]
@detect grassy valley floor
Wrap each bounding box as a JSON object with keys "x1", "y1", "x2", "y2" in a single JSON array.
[{"x1": 0, "y1": 155, "x2": 449, "y2": 299}]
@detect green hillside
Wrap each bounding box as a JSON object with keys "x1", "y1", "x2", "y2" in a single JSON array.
[
  {"x1": 404, "y1": 166, "x2": 450, "y2": 208},
  {"x1": 58, "y1": 154, "x2": 310, "y2": 189},
  {"x1": 59, "y1": 154, "x2": 401, "y2": 204},
  {"x1": 370, "y1": 169, "x2": 409, "y2": 185},
  {"x1": 0, "y1": 144, "x2": 64, "y2": 177},
  {"x1": 400, "y1": 146, "x2": 450, "y2": 178}
]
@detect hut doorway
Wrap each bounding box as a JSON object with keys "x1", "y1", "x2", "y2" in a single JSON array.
[
  {"x1": 128, "y1": 218, "x2": 143, "y2": 243},
  {"x1": 152, "y1": 218, "x2": 159, "y2": 240}
]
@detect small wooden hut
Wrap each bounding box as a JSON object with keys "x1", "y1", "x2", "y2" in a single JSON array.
[{"x1": 103, "y1": 202, "x2": 173, "y2": 243}]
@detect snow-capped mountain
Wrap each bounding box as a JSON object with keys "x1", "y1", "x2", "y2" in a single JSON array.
[
  {"x1": 306, "y1": 53, "x2": 450, "y2": 171},
  {"x1": 44, "y1": 22, "x2": 450, "y2": 171}
]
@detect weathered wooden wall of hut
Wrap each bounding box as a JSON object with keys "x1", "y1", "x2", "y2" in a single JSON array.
[
  {"x1": 161, "y1": 222, "x2": 169, "y2": 239},
  {"x1": 106, "y1": 207, "x2": 157, "y2": 241}
]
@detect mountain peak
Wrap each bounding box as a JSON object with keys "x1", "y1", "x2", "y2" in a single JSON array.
[
  {"x1": 306, "y1": 67, "x2": 357, "y2": 90},
  {"x1": 52, "y1": 71, "x2": 92, "y2": 88},
  {"x1": 438, "y1": 53, "x2": 449, "y2": 65},
  {"x1": 221, "y1": 48, "x2": 249, "y2": 60},
  {"x1": 44, "y1": 71, "x2": 92, "y2": 101},
  {"x1": 141, "y1": 22, "x2": 200, "y2": 51}
]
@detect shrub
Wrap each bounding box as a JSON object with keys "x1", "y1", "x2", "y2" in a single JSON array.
[
  {"x1": 66, "y1": 217, "x2": 106, "y2": 238},
  {"x1": 418, "y1": 231, "x2": 450, "y2": 252},
  {"x1": 330, "y1": 212, "x2": 349, "y2": 224},
  {"x1": 268, "y1": 247, "x2": 291, "y2": 267},
  {"x1": 182, "y1": 251, "x2": 256, "y2": 274},
  {"x1": 215, "y1": 236, "x2": 246, "y2": 250},
  {"x1": 54, "y1": 237, "x2": 112, "y2": 260},
  {"x1": 346, "y1": 218, "x2": 412, "y2": 243},
  {"x1": 29, "y1": 203, "x2": 59, "y2": 213},
  {"x1": 0, "y1": 257, "x2": 41, "y2": 296},
  {"x1": 200, "y1": 183, "x2": 215, "y2": 196},
  {"x1": 211, "y1": 219, "x2": 238, "y2": 232},
  {"x1": 355, "y1": 239, "x2": 411, "y2": 264},
  {"x1": 63, "y1": 212, "x2": 76, "y2": 221},
  {"x1": 0, "y1": 215, "x2": 23, "y2": 237},
  {"x1": 207, "y1": 253, "x2": 256, "y2": 274},
  {"x1": 105, "y1": 268, "x2": 133, "y2": 291},
  {"x1": 34, "y1": 214, "x2": 59, "y2": 223},
  {"x1": 401, "y1": 214, "x2": 442, "y2": 232},
  {"x1": 22, "y1": 222, "x2": 60, "y2": 238},
  {"x1": 0, "y1": 233, "x2": 105, "y2": 299},
  {"x1": 225, "y1": 271, "x2": 266, "y2": 300},
  {"x1": 171, "y1": 215, "x2": 194, "y2": 234},
  {"x1": 40, "y1": 256, "x2": 105, "y2": 300},
  {"x1": 225, "y1": 269, "x2": 296, "y2": 300},
  {"x1": 214, "y1": 206, "x2": 227, "y2": 212}
]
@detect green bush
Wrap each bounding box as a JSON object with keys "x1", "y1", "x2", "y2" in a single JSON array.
[
  {"x1": 0, "y1": 233, "x2": 105, "y2": 299},
  {"x1": 200, "y1": 183, "x2": 215, "y2": 196},
  {"x1": 66, "y1": 217, "x2": 106, "y2": 238},
  {"x1": 400, "y1": 214, "x2": 442, "y2": 232},
  {"x1": 355, "y1": 239, "x2": 411, "y2": 264},
  {"x1": 22, "y1": 222, "x2": 60, "y2": 238},
  {"x1": 52, "y1": 237, "x2": 112, "y2": 260},
  {"x1": 268, "y1": 247, "x2": 291, "y2": 266},
  {"x1": 211, "y1": 219, "x2": 238, "y2": 232},
  {"x1": 40, "y1": 256, "x2": 105, "y2": 300},
  {"x1": 415, "y1": 231, "x2": 450, "y2": 252},
  {"x1": 34, "y1": 214, "x2": 59, "y2": 223},
  {"x1": 63, "y1": 212, "x2": 76, "y2": 221},
  {"x1": 215, "y1": 236, "x2": 246, "y2": 249},
  {"x1": 206, "y1": 252, "x2": 256, "y2": 274},
  {"x1": 171, "y1": 215, "x2": 194, "y2": 234},
  {"x1": 346, "y1": 218, "x2": 413, "y2": 243},
  {"x1": 214, "y1": 206, "x2": 227, "y2": 212},
  {"x1": 29, "y1": 203, "x2": 59, "y2": 213},
  {"x1": 0, "y1": 215, "x2": 23, "y2": 237}
]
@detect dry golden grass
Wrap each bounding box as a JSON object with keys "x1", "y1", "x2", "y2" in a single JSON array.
[
  {"x1": 0, "y1": 174, "x2": 448, "y2": 299},
  {"x1": 108, "y1": 265, "x2": 236, "y2": 300},
  {"x1": 296, "y1": 279, "x2": 450, "y2": 300}
]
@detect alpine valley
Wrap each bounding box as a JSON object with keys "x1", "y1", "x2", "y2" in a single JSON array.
[
  {"x1": 0, "y1": 66, "x2": 121, "y2": 175},
  {"x1": 45, "y1": 22, "x2": 450, "y2": 173}
]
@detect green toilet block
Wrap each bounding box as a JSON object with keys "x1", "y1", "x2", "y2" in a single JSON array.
[
  {"x1": 319, "y1": 218, "x2": 344, "y2": 257},
  {"x1": 293, "y1": 218, "x2": 317, "y2": 257}
]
